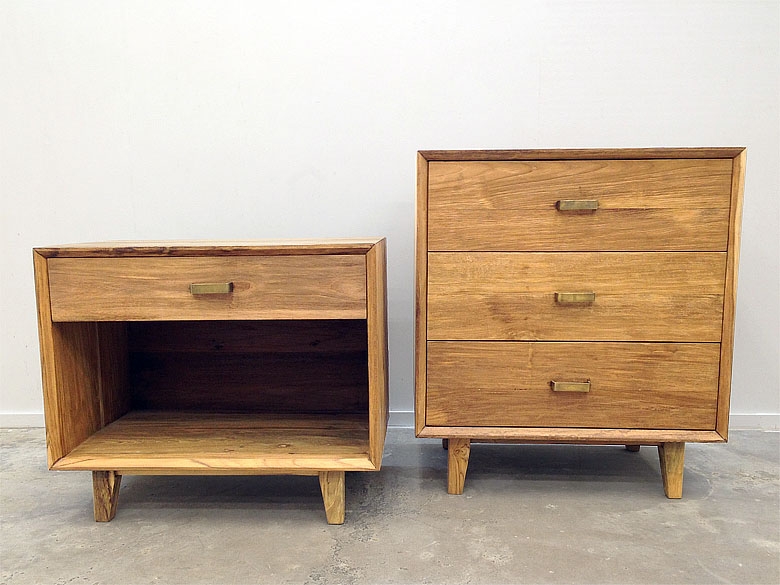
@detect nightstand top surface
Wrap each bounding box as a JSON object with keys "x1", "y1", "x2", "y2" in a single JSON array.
[{"x1": 34, "y1": 238, "x2": 384, "y2": 258}]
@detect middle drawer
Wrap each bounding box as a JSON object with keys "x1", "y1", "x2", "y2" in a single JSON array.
[{"x1": 427, "y1": 252, "x2": 725, "y2": 342}]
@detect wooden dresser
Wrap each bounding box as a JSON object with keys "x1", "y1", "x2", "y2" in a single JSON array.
[
  {"x1": 415, "y1": 149, "x2": 745, "y2": 497},
  {"x1": 34, "y1": 239, "x2": 388, "y2": 524}
]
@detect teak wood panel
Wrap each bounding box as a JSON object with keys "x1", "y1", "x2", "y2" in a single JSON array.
[
  {"x1": 126, "y1": 319, "x2": 369, "y2": 414},
  {"x1": 366, "y1": 240, "x2": 389, "y2": 467},
  {"x1": 415, "y1": 153, "x2": 429, "y2": 435},
  {"x1": 419, "y1": 148, "x2": 745, "y2": 161},
  {"x1": 47, "y1": 255, "x2": 367, "y2": 322},
  {"x1": 127, "y1": 320, "x2": 368, "y2": 354},
  {"x1": 426, "y1": 342, "x2": 720, "y2": 429},
  {"x1": 427, "y1": 159, "x2": 732, "y2": 251},
  {"x1": 35, "y1": 239, "x2": 381, "y2": 258},
  {"x1": 416, "y1": 426, "x2": 723, "y2": 444},
  {"x1": 427, "y1": 252, "x2": 726, "y2": 342},
  {"x1": 53, "y1": 412, "x2": 374, "y2": 473},
  {"x1": 716, "y1": 150, "x2": 747, "y2": 439},
  {"x1": 129, "y1": 351, "x2": 368, "y2": 413}
]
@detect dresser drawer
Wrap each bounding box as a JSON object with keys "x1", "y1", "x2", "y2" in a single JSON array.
[
  {"x1": 47, "y1": 255, "x2": 367, "y2": 321},
  {"x1": 426, "y1": 342, "x2": 720, "y2": 429},
  {"x1": 428, "y1": 159, "x2": 732, "y2": 251},
  {"x1": 428, "y1": 252, "x2": 726, "y2": 342}
]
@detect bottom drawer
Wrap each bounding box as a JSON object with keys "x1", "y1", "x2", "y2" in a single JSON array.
[{"x1": 426, "y1": 342, "x2": 720, "y2": 430}]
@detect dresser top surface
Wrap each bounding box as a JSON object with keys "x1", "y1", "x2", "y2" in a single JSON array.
[
  {"x1": 419, "y1": 147, "x2": 745, "y2": 161},
  {"x1": 34, "y1": 238, "x2": 384, "y2": 258}
]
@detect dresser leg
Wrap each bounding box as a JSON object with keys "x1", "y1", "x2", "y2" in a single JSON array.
[
  {"x1": 319, "y1": 471, "x2": 345, "y2": 525},
  {"x1": 447, "y1": 438, "x2": 470, "y2": 495},
  {"x1": 92, "y1": 471, "x2": 122, "y2": 522},
  {"x1": 658, "y1": 442, "x2": 685, "y2": 499},
  {"x1": 625, "y1": 445, "x2": 641, "y2": 452}
]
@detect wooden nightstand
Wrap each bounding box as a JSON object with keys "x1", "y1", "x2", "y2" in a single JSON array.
[
  {"x1": 416, "y1": 149, "x2": 745, "y2": 497},
  {"x1": 33, "y1": 239, "x2": 388, "y2": 524}
]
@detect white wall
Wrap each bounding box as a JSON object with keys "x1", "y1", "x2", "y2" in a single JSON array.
[{"x1": 1, "y1": 1, "x2": 778, "y2": 428}]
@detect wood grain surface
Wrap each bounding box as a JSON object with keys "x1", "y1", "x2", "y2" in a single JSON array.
[
  {"x1": 92, "y1": 471, "x2": 121, "y2": 522},
  {"x1": 415, "y1": 153, "x2": 430, "y2": 435},
  {"x1": 428, "y1": 159, "x2": 731, "y2": 251},
  {"x1": 34, "y1": 239, "x2": 382, "y2": 258},
  {"x1": 419, "y1": 148, "x2": 745, "y2": 161},
  {"x1": 716, "y1": 149, "x2": 747, "y2": 439},
  {"x1": 48, "y1": 255, "x2": 367, "y2": 321},
  {"x1": 428, "y1": 252, "x2": 726, "y2": 342},
  {"x1": 54, "y1": 411, "x2": 374, "y2": 473},
  {"x1": 319, "y1": 471, "x2": 346, "y2": 524},
  {"x1": 426, "y1": 342, "x2": 720, "y2": 429},
  {"x1": 658, "y1": 442, "x2": 685, "y2": 498},
  {"x1": 367, "y1": 240, "x2": 389, "y2": 467}
]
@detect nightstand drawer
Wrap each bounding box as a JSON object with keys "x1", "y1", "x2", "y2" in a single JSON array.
[
  {"x1": 428, "y1": 159, "x2": 732, "y2": 251},
  {"x1": 426, "y1": 342, "x2": 720, "y2": 429},
  {"x1": 48, "y1": 255, "x2": 367, "y2": 321},
  {"x1": 427, "y1": 252, "x2": 726, "y2": 342}
]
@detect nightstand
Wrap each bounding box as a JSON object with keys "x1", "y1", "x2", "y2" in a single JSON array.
[{"x1": 34, "y1": 239, "x2": 388, "y2": 524}]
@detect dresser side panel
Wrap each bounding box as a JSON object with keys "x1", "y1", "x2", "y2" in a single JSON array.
[
  {"x1": 716, "y1": 150, "x2": 747, "y2": 439},
  {"x1": 415, "y1": 153, "x2": 430, "y2": 435}
]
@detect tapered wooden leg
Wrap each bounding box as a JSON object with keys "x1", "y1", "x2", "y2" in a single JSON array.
[
  {"x1": 318, "y1": 471, "x2": 345, "y2": 525},
  {"x1": 625, "y1": 445, "x2": 641, "y2": 452},
  {"x1": 658, "y1": 442, "x2": 685, "y2": 499},
  {"x1": 92, "y1": 471, "x2": 122, "y2": 522},
  {"x1": 447, "y1": 438, "x2": 470, "y2": 495}
]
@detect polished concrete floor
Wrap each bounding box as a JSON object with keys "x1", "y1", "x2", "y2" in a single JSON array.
[{"x1": 1, "y1": 428, "x2": 778, "y2": 585}]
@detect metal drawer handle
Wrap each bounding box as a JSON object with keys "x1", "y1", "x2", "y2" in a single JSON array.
[
  {"x1": 555, "y1": 292, "x2": 596, "y2": 304},
  {"x1": 551, "y1": 380, "x2": 591, "y2": 393},
  {"x1": 189, "y1": 282, "x2": 234, "y2": 295},
  {"x1": 556, "y1": 199, "x2": 599, "y2": 211}
]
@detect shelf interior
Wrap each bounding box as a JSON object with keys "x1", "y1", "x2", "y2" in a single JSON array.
[{"x1": 54, "y1": 410, "x2": 373, "y2": 473}]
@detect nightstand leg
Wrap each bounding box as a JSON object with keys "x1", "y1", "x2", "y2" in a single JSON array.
[
  {"x1": 92, "y1": 471, "x2": 122, "y2": 522},
  {"x1": 658, "y1": 442, "x2": 685, "y2": 499},
  {"x1": 447, "y1": 438, "x2": 470, "y2": 495},
  {"x1": 625, "y1": 445, "x2": 641, "y2": 452},
  {"x1": 319, "y1": 471, "x2": 345, "y2": 525}
]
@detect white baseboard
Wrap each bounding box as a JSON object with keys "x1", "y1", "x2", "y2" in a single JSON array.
[
  {"x1": 728, "y1": 413, "x2": 780, "y2": 430},
  {"x1": 389, "y1": 410, "x2": 415, "y2": 429},
  {"x1": 1, "y1": 411, "x2": 777, "y2": 431},
  {"x1": 0, "y1": 412, "x2": 45, "y2": 427}
]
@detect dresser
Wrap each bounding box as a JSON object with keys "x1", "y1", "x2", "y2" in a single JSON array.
[
  {"x1": 34, "y1": 239, "x2": 388, "y2": 524},
  {"x1": 415, "y1": 149, "x2": 745, "y2": 497}
]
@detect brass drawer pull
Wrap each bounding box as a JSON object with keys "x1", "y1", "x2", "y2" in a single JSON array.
[
  {"x1": 189, "y1": 282, "x2": 234, "y2": 295},
  {"x1": 555, "y1": 292, "x2": 596, "y2": 304},
  {"x1": 551, "y1": 380, "x2": 591, "y2": 393},
  {"x1": 556, "y1": 199, "x2": 599, "y2": 211}
]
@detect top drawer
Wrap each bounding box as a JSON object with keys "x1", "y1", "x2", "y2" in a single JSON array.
[
  {"x1": 47, "y1": 255, "x2": 367, "y2": 321},
  {"x1": 427, "y1": 159, "x2": 733, "y2": 251}
]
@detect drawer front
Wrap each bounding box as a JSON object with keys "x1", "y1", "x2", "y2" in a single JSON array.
[
  {"x1": 427, "y1": 252, "x2": 725, "y2": 342},
  {"x1": 426, "y1": 342, "x2": 720, "y2": 430},
  {"x1": 427, "y1": 159, "x2": 732, "y2": 251},
  {"x1": 48, "y1": 255, "x2": 367, "y2": 321}
]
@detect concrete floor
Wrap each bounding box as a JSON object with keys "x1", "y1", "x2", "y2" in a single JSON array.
[{"x1": 1, "y1": 428, "x2": 778, "y2": 585}]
